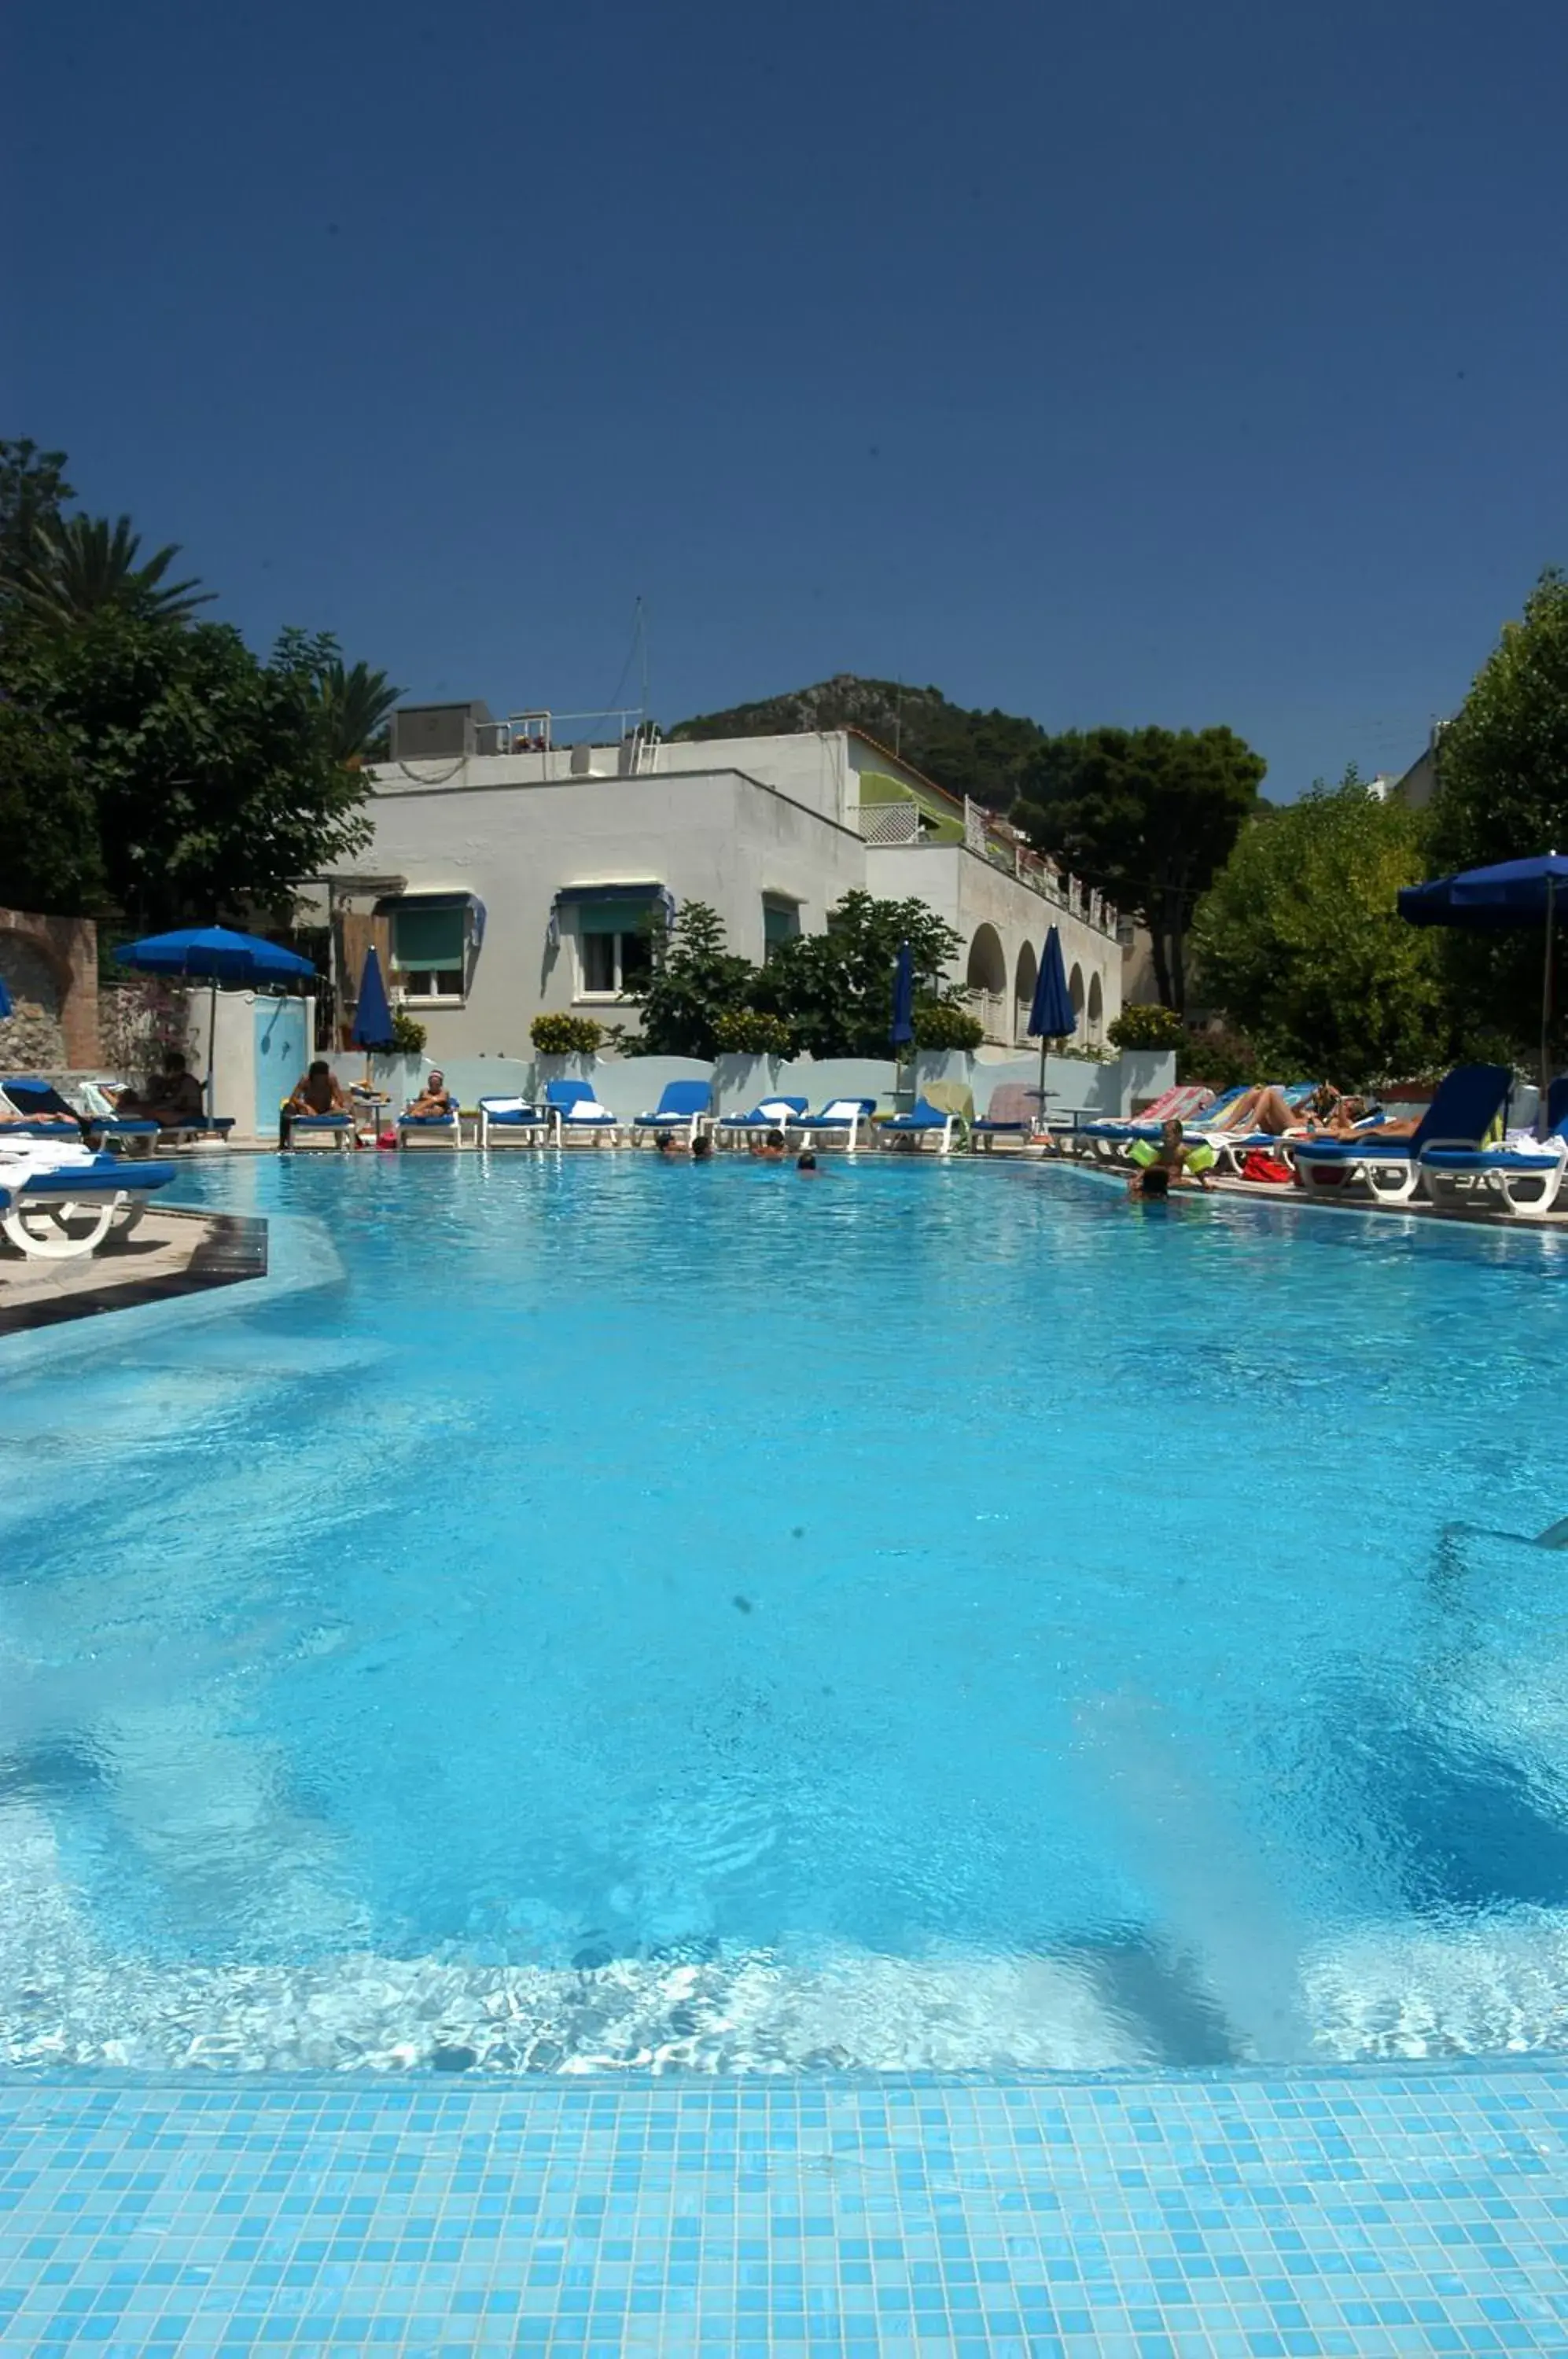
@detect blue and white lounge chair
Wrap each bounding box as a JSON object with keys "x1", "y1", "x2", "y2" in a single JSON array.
[
  {"x1": 545, "y1": 1078, "x2": 623, "y2": 1146},
  {"x1": 1, "y1": 1077, "x2": 90, "y2": 1138},
  {"x1": 786, "y1": 1098, "x2": 878, "y2": 1154},
  {"x1": 631, "y1": 1080, "x2": 712, "y2": 1147},
  {"x1": 971, "y1": 1084, "x2": 1043, "y2": 1151},
  {"x1": 477, "y1": 1096, "x2": 551, "y2": 1148},
  {"x1": 1293, "y1": 1063, "x2": 1513, "y2": 1205},
  {"x1": 0, "y1": 1142, "x2": 178, "y2": 1260},
  {"x1": 396, "y1": 1100, "x2": 461, "y2": 1148},
  {"x1": 713, "y1": 1096, "x2": 808, "y2": 1147},
  {"x1": 283, "y1": 1106, "x2": 355, "y2": 1150},
  {"x1": 1423, "y1": 1076, "x2": 1568, "y2": 1218},
  {"x1": 881, "y1": 1097, "x2": 960, "y2": 1154},
  {"x1": 1077, "y1": 1084, "x2": 1238, "y2": 1163}
]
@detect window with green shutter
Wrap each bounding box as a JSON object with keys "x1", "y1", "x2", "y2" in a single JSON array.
[{"x1": 392, "y1": 903, "x2": 466, "y2": 997}]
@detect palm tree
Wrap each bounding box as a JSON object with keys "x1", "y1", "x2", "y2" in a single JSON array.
[
  {"x1": 23, "y1": 513, "x2": 214, "y2": 626},
  {"x1": 316, "y1": 657, "x2": 403, "y2": 764}
]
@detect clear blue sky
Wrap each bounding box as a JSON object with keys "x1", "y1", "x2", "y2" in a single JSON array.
[{"x1": 8, "y1": 0, "x2": 1567, "y2": 797}]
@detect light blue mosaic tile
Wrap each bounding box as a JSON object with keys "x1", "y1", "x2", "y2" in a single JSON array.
[{"x1": 2, "y1": 2066, "x2": 1568, "y2": 2352}]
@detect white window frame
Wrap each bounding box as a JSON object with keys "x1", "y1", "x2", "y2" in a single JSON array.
[{"x1": 575, "y1": 926, "x2": 652, "y2": 1003}]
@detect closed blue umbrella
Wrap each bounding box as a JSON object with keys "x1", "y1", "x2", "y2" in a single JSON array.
[
  {"x1": 0, "y1": 970, "x2": 11, "y2": 1021},
  {"x1": 352, "y1": 945, "x2": 396, "y2": 1051},
  {"x1": 1027, "y1": 926, "x2": 1077, "y2": 1132},
  {"x1": 351, "y1": 944, "x2": 396, "y2": 1113},
  {"x1": 1398, "y1": 851, "x2": 1568, "y2": 1085},
  {"x1": 114, "y1": 926, "x2": 318, "y2": 1117},
  {"x1": 890, "y1": 940, "x2": 915, "y2": 1048}
]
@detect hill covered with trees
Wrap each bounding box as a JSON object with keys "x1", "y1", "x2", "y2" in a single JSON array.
[{"x1": 668, "y1": 674, "x2": 1046, "y2": 811}]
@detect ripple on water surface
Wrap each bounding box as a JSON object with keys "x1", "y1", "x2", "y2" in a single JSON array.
[{"x1": 5, "y1": 1153, "x2": 1568, "y2": 2071}]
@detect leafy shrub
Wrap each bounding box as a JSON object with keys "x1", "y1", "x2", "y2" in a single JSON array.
[
  {"x1": 390, "y1": 1008, "x2": 426, "y2": 1054},
  {"x1": 911, "y1": 999, "x2": 984, "y2": 1051},
  {"x1": 713, "y1": 1007, "x2": 794, "y2": 1055},
  {"x1": 1176, "y1": 1022, "x2": 1257, "y2": 1091},
  {"x1": 530, "y1": 1011, "x2": 604, "y2": 1056},
  {"x1": 1107, "y1": 1003, "x2": 1183, "y2": 1051}
]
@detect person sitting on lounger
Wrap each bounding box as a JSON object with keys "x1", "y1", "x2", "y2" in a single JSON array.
[
  {"x1": 285, "y1": 1061, "x2": 348, "y2": 1119},
  {"x1": 751, "y1": 1128, "x2": 788, "y2": 1161},
  {"x1": 406, "y1": 1069, "x2": 455, "y2": 1118},
  {"x1": 116, "y1": 1050, "x2": 206, "y2": 1126}
]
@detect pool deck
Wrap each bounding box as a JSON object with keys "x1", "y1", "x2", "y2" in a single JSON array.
[
  {"x1": 2, "y1": 2063, "x2": 1566, "y2": 2356},
  {"x1": 0, "y1": 1211, "x2": 267, "y2": 1339}
]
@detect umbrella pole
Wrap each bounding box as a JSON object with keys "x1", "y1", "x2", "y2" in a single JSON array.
[
  {"x1": 1036, "y1": 1033, "x2": 1047, "y2": 1141},
  {"x1": 1543, "y1": 870, "x2": 1557, "y2": 1095}
]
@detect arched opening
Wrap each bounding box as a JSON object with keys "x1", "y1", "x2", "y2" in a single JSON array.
[
  {"x1": 1014, "y1": 940, "x2": 1038, "y2": 1046},
  {"x1": 966, "y1": 924, "x2": 1007, "y2": 1042},
  {"x1": 1068, "y1": 962, "x2": 1086, "y2": 1041},
  {"x1": 1087, "y1": 970, "x2": 1104, "y2": 1045}
]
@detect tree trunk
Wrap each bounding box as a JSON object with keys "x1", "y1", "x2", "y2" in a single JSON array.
[
  {"x1": 1169, "y1": 891, "x2": 1187, "y2": 1014},
  {"x1": 1149, "y1": 926, "x2": 1174, "y2": 1009}
]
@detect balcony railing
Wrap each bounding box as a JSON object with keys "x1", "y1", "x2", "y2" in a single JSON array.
[{"x1": 850, "y1": 792, "x2": 1118, "y2": 938}]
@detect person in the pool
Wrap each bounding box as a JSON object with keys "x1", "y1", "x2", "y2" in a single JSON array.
[
  {"x1": 1128, "y1": 1162, "x2": 1172, "y2": 1199},
  {"x1": 405, "y1": 1069, "x2": 455, "y2": 1118},
  {"x1": 797, "y1": 1150, "x2": 828, "y2": 1176},
  {"x1": 750, "y1": 1128, "x2": 788, "y2": 1161},
  {"x1": 1149, "y1": 1118, "x2": 1212, "y2": 1189},
  {"x1": 691, "y1": 1132, "x2": 713, "y2": 1161}
]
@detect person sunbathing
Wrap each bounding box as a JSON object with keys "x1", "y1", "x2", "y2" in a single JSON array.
[
  {"x1": 116, "y1": 1050, "x2": 205, "y2": 1126},
  {"x1": 405, "y1": 1069, "x2": 455, "y2": 1117},
  {"x1": 1206, "y1": 1084, "x2": 1301, "y2": 1135},
  {"x1": 285, "y1": 1061, "x2": 347, "y2": 1118}
]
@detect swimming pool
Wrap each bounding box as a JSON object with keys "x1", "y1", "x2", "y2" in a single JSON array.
[{"x1": 4, "y1": 1153, "x2": 1568, "y2": 2077}]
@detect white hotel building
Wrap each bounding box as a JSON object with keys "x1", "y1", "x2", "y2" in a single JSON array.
[{"x1": 318, "y1": 706, "x2": 1124, "y2": 1060}]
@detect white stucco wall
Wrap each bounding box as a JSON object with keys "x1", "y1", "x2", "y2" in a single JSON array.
[
  {"x1": 359, "y1": 766, "x2": 867, "y2": 1058},
  {"x1": 864, "y1": 844, "x2": 1122, "y2": 1047}
]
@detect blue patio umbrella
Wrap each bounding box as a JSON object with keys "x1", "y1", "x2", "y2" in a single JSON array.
[
  {"x1": 114, "y1": 925, "x2": 318, "y2": 1114},
  {"x1": 1398, "y1": 851, "x2": 1568, "y2": 1086},
  {"x1": 1027, "y1": 925, "x2": 1077, "y2": 1124},
  {"x1": 352, "y1": 945, "x2": 396, "y2": 1051},
  {"x1": 890, "y1": 940, "x2": 915, "y2": 1049},
  {"x1": 351, "y1": 944, "x2": 397, "y2": 1113}
]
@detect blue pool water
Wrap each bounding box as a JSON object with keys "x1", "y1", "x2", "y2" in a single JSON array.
[{"x1": 4, "y1": 1153, "x2": 1568, "y2": 2077}]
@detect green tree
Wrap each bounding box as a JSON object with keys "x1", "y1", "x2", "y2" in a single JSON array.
[
  {"x1": 1426, "y1": 568, "x2": 1568, "y2": 1062},
  {"x1": 0, "y1": 439, "x2": 74, "y2": 608},
  {"x1": 317, "y1": 657, "x2": 403, "y2": 764},
  {"x1": 0, "y1": 701, "x2": 105, "y2": 914},
  {"x1": 22, "y1": 512, "x2": 213, "y2": 627},
  {"x1": 636, "y1": 900, "x2": 761, "y2": 1058},
  {"x1": 0, "y1": 611, "x2": 371, "y2": 927},
  {"x1": 1013, "y1": 725, "x2": 1265, "y2": 1010},
  {"x1": 756, "y1": 891, "x2": 966, "y2": 1058},
  {"x1": 1191, "y1": 771, "x2": 1445, "y2": 1085}
]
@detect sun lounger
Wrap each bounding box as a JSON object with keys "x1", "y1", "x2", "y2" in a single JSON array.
[
  {"x1": 970, "y1": 1084, "x2": 1043, "y2": 1150},
  {"x1": 1077, "y1": 1084, "x2": 1228, "y2": 1161},
  {"x1": 786, "y1": 1098, "x2": 878, "y2": 1153},
  {"x1": 1423, "y1": 1076, "x2": 1568, "y2": 1217},
  {"x1": 396, "y1": 1104, "x2": 461, "y2": 1149},
  {"x1": 1293, "y1": 1063, "x2": 1512, "y2": 1205},
  {"x1": 283, "y1": 1110, "x2": 356, "y2": 1150},
  {"x1": 630, "y1": 1080, "x2": 712, "y2": 1146},
  {"x1": 477, "y1": 1096, "x2": 551, "y2": 1148},
  {"x1": 0, "y1": 1141, "x2": 178, "y2": 1260},
  {"x1": 881, "y1": 1097, "x2": 959, "y2": 1154},
  {"x1": 1, "y1": 1077, "x2": 92, "y2": 1138},
  {"x1": 545, "y1": 1079, "x2": 623, "y2": 1146},
  {"x1": 713, "y1": 1096, "x2": 808, "y2": 1147}
]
